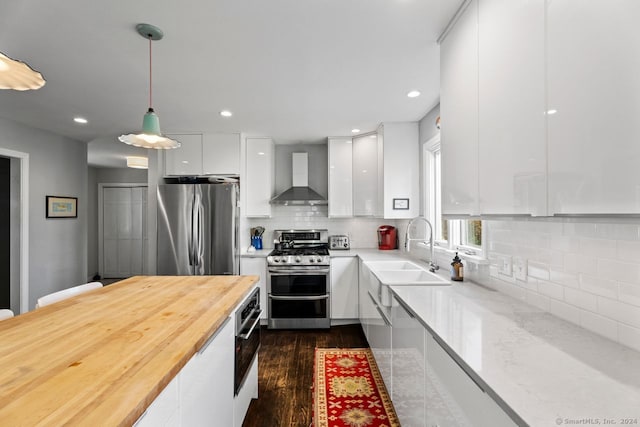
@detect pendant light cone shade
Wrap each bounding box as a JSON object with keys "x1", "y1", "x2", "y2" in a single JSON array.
[
  {"x1": 118, "y1": 24, "x2": 180, "y2": 150},
  {"x1": 0, "y1": 51, "x2": 46, "y2": 91}
]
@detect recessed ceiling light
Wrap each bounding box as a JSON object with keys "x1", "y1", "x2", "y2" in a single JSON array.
[
  {"x1": 73, "y1": 117, "x2": 88, "y2": 124},
  {"x1": 546, "y1": 109, "x2": 558, "y2": 115},
  {"x1": 220, "y1": 110, "x2": 233, "y2": 117},
  {"x1": 351, "y1": 128, "x2": 360, "y2": 133},
  {"x1": 407, "y1": 90, "x2": 421, "y2": 98},
  {"x1": 257, "y1": 152, "x2": 265, "y2": 156}
]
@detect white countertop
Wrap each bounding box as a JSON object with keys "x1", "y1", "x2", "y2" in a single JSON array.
[{"x1": 367, "y1": 253, "x2": 640, "y2": 425}]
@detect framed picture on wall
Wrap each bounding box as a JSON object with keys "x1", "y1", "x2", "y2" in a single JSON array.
[
  {"x1": 46, "y1": 196, "x2": 77, "y2": 218},
  {"x1": 393, "y1": 198, "x2": 410, "y2": 210}
]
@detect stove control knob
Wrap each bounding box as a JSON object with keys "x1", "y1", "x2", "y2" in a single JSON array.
[
  {"x1": 295, "y1": 256, "x2": 302, "y2": 263},
  {"x1": 309, "y1": 258, "x2": 315, "y2": 263},
  {"x1": 273, "y1": 258, "x2": 279, "y2": 263},
  {"x1": 281, "y1": 257, "x2": 288, "y2": 263},
  {"x1": 318, "y1": 257, "x2": 324, "y2": 263}
]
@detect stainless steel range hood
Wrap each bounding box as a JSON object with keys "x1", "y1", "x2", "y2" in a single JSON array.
[{"x1": 270, "y1": 152, "x2": 327, "y2": 205}]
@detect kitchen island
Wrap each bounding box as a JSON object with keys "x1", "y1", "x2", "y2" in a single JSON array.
[{"x1": 0, "y1": 275, "x2": 258, "y2": 426}]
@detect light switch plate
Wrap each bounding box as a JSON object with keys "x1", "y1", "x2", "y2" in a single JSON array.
[
  {"x1": 497, "y1": 255, "x2": 513, "y2": 276},
  {"x1": 514, "y1": 256, "x2": 527, "y2": 281}
]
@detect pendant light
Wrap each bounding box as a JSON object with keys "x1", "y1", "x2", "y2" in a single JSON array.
[
  {"x1": 0, "y1": 51, "x2": 45, "y2": 91},
  {"x1": 118, "y1": 24, "x2": 180, "y2": 149}
]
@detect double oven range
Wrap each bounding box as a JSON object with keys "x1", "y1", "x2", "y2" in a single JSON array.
[{"x1": 266, "y1": 230, "x2": 331, "y2": 329}]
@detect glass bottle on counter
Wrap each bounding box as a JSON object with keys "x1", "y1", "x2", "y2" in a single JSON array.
[{"x1": 451, "y1": 252, "x2": 464, "y2": 282}]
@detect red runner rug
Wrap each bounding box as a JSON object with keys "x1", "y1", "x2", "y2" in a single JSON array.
[{"x1": 312, "y1": 348, "x2": 400, "y2": 427}]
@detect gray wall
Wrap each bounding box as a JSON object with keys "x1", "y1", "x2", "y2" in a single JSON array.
[
  {"x1": 0, "y1": 117, "x2": 87, "y2": 310},
  {"x1": 87, "y1": 167, "x2": 148, "y2": 279},
  {"x1": 418, "y1": 103, "x2": 441, "y2": 216}
]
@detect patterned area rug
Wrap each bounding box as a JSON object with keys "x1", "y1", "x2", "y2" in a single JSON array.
[{"x1": 312, "y1": 348, "x2": 400, "y2": 427}]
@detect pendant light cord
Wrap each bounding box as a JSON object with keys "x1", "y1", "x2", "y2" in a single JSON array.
[{"x1": 148, "y1": 36, "x2": 153, "y2": 109}]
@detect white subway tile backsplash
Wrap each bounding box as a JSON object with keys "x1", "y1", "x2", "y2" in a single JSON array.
[
  {"x1": 549, "y1": 299, "x2": 581, "y2": 325},
  {"x1": 580, "y1": 309, "x2": 618, "y2": 342},
  {"x1": 527, "y1": 262, "x2": 550, "y2": 281},
  {"x1": 525, "y1": 290, "x2": 550, "y2": 311},
  {"x1": 580, "y1": 274, "x2": 618, "y2": 299},
  {"x1": 564, "y1": 287, "x2": 598, "y2": 312},
  {"x1": 549, "y1": 270, "x2": 580, "y2": 289},
  {"x1": 580, "y1": 237, "x2": 616, "y2": 258},
  {"x1": 597, "y1": 297, "x2": 640, "y2": 329},
  {"x1": 616, "y1": 240, "x2": 640, "y2": 262},
  {"x1": 564, "y1": 253, "x2": 597, "y2": 275},
  {"x1": 619, "y1": 282, "x2": 640, "y2": 308},
  {"x1": 537, "y1": 280, "x2": 564, "y2": 300},
  {"x1": 597, "y1": 258, "x2": 640, "y2": 284},
  {"x1": 618, "y1": 323, "x2": 640, "y2": 353},
  {"x1": 486, "y1": 219, "x2": 640, "y2": 351}
]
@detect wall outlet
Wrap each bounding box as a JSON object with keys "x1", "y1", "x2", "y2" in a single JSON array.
[
  {"x1": 497, "y1": 255, "x2": 513, "y2": 276},
  {"x1": 514, "y1": 256, "x2": 527, "y2": 281}
]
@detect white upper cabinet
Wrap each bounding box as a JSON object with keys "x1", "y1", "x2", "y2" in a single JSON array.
[
  {"x1": 352, "y1": 133, "x2": 382, "y2": 217},
  {"x1": 165, "y1": 134, "x2": 203, "y2": 176},
  {"x1": 165, "y1": 133, "x2": 240, "y2": 176},
  {"x1": 328, "y1": 137, "x2": 353, "y2": 217},
  {"x1": 202, "y1": 133, "x2": 240, "y2": 175},
  {"x1": 244, "y1": 137, "x2": 274, "y2": 217},
  {"x1": 478, "y1": 0, "x2": 546, "y2": 216},
  {"x1": 547, "y1": 0, "x2": 640, "y2": 214},
  {"x1": 440, "y1": 0, "x2": 480, "y2": 216},
  {"x1": 382, "y1": 123, "x2": 420, "y2": 219}
]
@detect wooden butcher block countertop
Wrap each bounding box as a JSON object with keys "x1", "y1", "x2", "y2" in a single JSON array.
[{"x1": 0, "y1": 275, "x2": 259, "y2": 427}]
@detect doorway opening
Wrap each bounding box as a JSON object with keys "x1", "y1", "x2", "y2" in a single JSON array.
[{"x1": 0, "y1": 148, "x2": 29, "y2": 313}]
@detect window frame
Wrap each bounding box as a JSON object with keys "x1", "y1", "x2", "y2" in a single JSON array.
[{"x1": 423, "y1": 135, "x2": 485, "y2": 257}]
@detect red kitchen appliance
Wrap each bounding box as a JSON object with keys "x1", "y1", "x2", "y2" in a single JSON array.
[{"x1": 377, "y1": 225, "x2": 398, "y2": 250}]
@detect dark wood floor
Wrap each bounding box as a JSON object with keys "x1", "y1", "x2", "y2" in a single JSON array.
[{"x1": 242, "y1": 324, "x2": 368, "y2": 427}]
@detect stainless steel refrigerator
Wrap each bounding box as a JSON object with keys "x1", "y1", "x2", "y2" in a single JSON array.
[{"x1": 157, "y1": 183, "x2": 239, "y2": 275}]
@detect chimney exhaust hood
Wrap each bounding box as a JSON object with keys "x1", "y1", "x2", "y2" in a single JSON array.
[{"x1": 270, "y1": 152, "x2": 327, "y2": 205}]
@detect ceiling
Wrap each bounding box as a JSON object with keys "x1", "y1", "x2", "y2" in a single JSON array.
[{"x1": 0, "y1": 0, "x2": 460, "y2": 168}]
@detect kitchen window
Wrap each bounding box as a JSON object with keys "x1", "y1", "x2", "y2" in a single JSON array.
[{"x1": 423, "y1": 137, "x2": 483, "y2": 256}]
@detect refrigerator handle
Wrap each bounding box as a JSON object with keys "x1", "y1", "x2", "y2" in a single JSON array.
[
  {"x1": 191, "y1": 193, "x2": 200, "y2": 266},
  {"x1": 196, "y1": 202, "x2": 202, "y2": 266}
]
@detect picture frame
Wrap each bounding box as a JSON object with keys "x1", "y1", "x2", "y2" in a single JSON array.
[
  {"x1": 393, "y1": 198, "x2": 409, "y2": 210},
  {"x1": 46, "y1": 196, "x2": 78, "y2": 218}
]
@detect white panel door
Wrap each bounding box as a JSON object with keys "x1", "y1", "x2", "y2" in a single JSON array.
[
  {"x1": 547, "y1": 1, "x2": 640, "y2": 214},
  {"x1": 330, "y1": 257, "x2": 358, "y2": 319},
  {"x1": 440, "y1": 0, "x2": 480, "y2": 216},
  {"x1": 164, "y1": 134, "x2": 203, "y2": 176},
  {"x1": 328, "y1": 137, "x2": 353, "y2": 217},
  {"x1": 478, "y1": 0, "x2": 546, "y2": 216},
  {"x1": 102, "y1": 186, "x2": 146, "y2": 279},
  {"x1": 203, "y1": 133, "x2": 241, "y2": 175}
]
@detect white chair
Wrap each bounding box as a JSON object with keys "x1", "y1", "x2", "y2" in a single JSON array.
[
  {"x1": 36, "y1": 282, "x2": 103, "y2": 308},
  {"x1": 0, "y1": 309, "x2": 14, "y2": 320}
]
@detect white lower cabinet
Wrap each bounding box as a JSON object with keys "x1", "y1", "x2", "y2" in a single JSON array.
[
  {"x1": 425, "y1": 332, "x2": 516, "y2": 427},
  {"x1": 135, "y1": 318, "x2": 235, "y2": 427},
  {"x1": 391, "y1": 297, "x2": 426, "y2": 426},
  {"x1": 330, "y1": 257, "x2": 358, "y2": 320},
  {"x1": 134, "y1": 374, "x2": 180, "y2": 427},
  {"x1": 240, "y1": 257, "x2": 267, "y2": 320}
]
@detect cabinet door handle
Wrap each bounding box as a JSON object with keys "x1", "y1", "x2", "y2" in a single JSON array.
[
  {"x1": 368, "y1": 291, "x2": 392, "y2": 326},
  {"x1": 394, "y1": 297, "x2": 416, "y2": 319}
]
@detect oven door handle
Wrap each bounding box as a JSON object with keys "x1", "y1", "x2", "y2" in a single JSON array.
[
  {"x1": 269, "y1": 295, "x2": 329, "y2": 301},
  {"x1": 268, "y1": 269, "x2": 330, "y2": 275},
  {"x1": 238, "y1": 311, "x2": 262, "y2": 340}
]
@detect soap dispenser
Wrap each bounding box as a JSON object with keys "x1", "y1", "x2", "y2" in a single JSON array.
[{"x1": 451, "y1": 252, "x2": 464, "y2": 282}]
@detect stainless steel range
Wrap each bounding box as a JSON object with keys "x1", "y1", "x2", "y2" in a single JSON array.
[{"x1": 266, "y1": 230, "x2": 330, "y2": 329}]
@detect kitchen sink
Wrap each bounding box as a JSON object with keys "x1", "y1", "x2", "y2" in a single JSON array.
[
  {"x1": 365, "y1": 260, "x2": 424, "y2": 271},
  {"x1": 372, "y1": 269, "x2": 450, "y2": 286}
]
